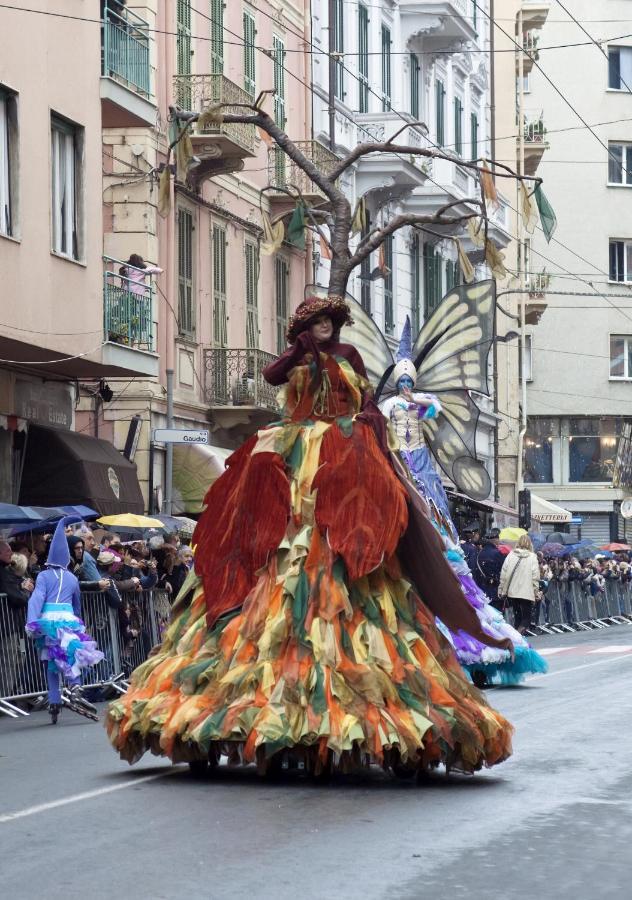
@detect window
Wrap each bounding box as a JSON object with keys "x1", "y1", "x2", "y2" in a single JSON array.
[
  {"x1": 435, "y1": 79, "x2": 446, "y2": 146},
  {"x1": 51, "y1": 115, "x2": 83, "y2": 260},
  {"x1": 176, "y1": 0, "x2": 192, "y2": 106},
  {"x1": 272, "y1": 36, "x2": 286, "y2": 184},
  {"x1": 520, "y1": 333, "x2": 533, "y2": 382},
  {"x1": 381, "y1": 25, "x2": 391, "y2": 111},
  {"x1": 411, "y1": 233, "x2": 421, "y2": 334},
  {"x1": 522, "y1": 71, "x2": 531, "y2": 93},
  {"x1": 358, "y1": 5, "x2": 369, "y2": 113},
  {"x1": 569, "y1": 418, "x2": 620, "y2": 483},
  {"x1": 609, "y1": 239, "x2": 632, "y2": 282},
  {"x1": 453, "y1": 97, "x2": 463, "y2": 156},
  {"x1": 423, "y1": 243, "x2": 443, "y2": 318},
  {"x1": 212, "y1": 223, "x2": 227, "y2": 347},
  {"x1": 445, "y1": 259, "x2": 461, "y2": 292},
  {"x1": 177, "y1": 207, "x2": 194, "y2": 336},
  {"x1": 608, "y1": 143, "x2": 632, "y2": 185},
  {"x1": 608, "y1": 46, "x2": 632, "y2": 90},
  {"x1": 210, "y1": 0, "x2": 223, "y2": 74},
  {"x1": 470, "y1": 111, "x2": 478, "y2": 161},
  {"x1": 524, "y1": 418, "x2": 558, "y2": 484},
  {"x1": 384, "y1": 234, "x2": 394, "y2": 334},
  {"x1": 333, "y1": 0, "x2": 344, "y2": 100},
  {"x1": 610, "y1": 334, "x2": 632, "y2": 379},
  {"x1": 359, "y1": 212, "x2": 372, "y2": 314},
  {"x1": 245, "y1": 240, "x2": 259, "y2": 348},
  {"x1": 275, "y1": 256, "x2": 289, "y2": 354},
  {"x1": 410, "y1": 54, "x2": 420, "y2": 119},
  {"x1": 0, "y1": 87, "x2": 18, "y2": 238},
  {"x1": 243, "y1": 10, "x2": 256, "y2": 98}
]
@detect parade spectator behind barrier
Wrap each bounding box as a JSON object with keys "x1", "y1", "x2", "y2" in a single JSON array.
[
  {"x1": 0, "y1": 540, "x2": 34, "y2": 614},
  {"x1": 117, "y1": 548, "x2": 158, "y2": 591},
  {"x1": 0, "y1": 541, "x2": 35, "y2": 696},
  {"x1": 499, "y1": 534, "x2": 540, "y2": 635},
  {"x1": 460, "y1": 523, "x2": 481, "y2": 572},
  {"x1": 154, "y1": 545, "x2": 186, "y2": 598},
  {"x1": 69, "y1": 536, "x2": 111, "y2": 594},
  {"x1": 474, "y1": 528, "x2": 505, "y2": 611},
  {"x1": 96, "y1": 551, "x2": 123, "y2": 610}
]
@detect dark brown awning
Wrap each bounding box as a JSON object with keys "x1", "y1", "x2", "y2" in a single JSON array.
[{"x1": 19, "y1": 424, "x2": 144, "y2": 515}]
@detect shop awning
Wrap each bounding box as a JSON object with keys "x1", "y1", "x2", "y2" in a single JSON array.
[
  {"x1": 172, "y1": 443, "x2": 233, "y2": 514},
  {"x1": 531, "y1": 493, "x2": 572, "y2": 524},
  {"x1": 19, "y1": 424, "x2": 144, "y2": 515}
]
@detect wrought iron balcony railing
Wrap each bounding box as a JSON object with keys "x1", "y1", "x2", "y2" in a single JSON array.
[
  {"x1": 267, "y1": 140, "x2": 340, "y2": 197},
  {"x1": 172, "y1": 74, "x2": 255, "y2": 155},
  {"x1": 203, "y1": 348, "x2": 279, "y2": 412},
  {"x1": 101, "y1": 1, "x2": 152, "y2": 97},
  {"x1": 103, "y1": 256, "x2": 156, "y2": 352},
  {"x1": 523, "y1": 111, "x2": 547, "y2": 143},
  {"x1": 527, "y1": 271, "x2": 551, "y2": 296}
]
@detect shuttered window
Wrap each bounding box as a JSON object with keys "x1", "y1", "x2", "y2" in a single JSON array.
[
  {"x1": 273, "y1": 35, "x2": 286, "y2": 184},
  {"x1": 384, "y1": 234, "x2": 394, "y2": 334},
  {"x1": 410, "y1": 54, "x2": 420, "y2": 119},
  {"x1": 178, "y1": 207, "x2": 194, "y2": 336},
  {"x1": 359, "y1": 212, "x2": 372, "y2": 314},
  {"x1": 275, "y1": 256, "x2": 289, "y2": 355},
  {"x1": 358, "y1": 4, "x2": 369, "y2": 113},
  {"x1": 212, "y1": 222, "x2": 228, "y2": 347},
  {"x1": 470, "y1": 111, "x2": 479, "y2": 160},
  {"x1": 177, "y1": 0, "x2": 192, "y2": 107},
  {"x1": 243, "y1": 10, "x2": 256, "y2": 98},
  {"x1": 210, "y1": 0, "x2": 223, "y2": 74},
  {"x1": 333, "y1": 0, "x2": 344, "y2": 100},
  {"x1": 435, "y1": 79, "x2": 445, "y2": 146},
  {"x1": 381, "y1": 25, "x2": 391, "y2": 111},
  {"x1": 411, "y1": 232, "x2": 421, "y2": 335},
  {"x1": 245, "y1": 240, "x2": 259, "y2": 348},
  {"x1": 423, "y1": 243, "x2": 443, "y2": 319},
  {"x1": 454, "y1": 97, "x2": 463, "y2": 156}
]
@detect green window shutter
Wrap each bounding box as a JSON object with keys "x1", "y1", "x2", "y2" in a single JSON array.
[
  {"x1": 245, "y1": 241, "x2": 259, "y2": 348},
  {"x1": 381, "y1": 25, "x2": 391, "y2": 111},
  {"x1": 411, "y1": 233, "x2": 421, "y2": 335},
  {"x1": 333, "y1": 0, "x2": 344, "y2": 100},
  {"x1": 210, "y1": 0, "x2": 224, "y2": 75},
  {"x1": 435, "y1": 79, "x2": 445, "y2": 146},
  {"x1": 410, "y1": 54, "x2": 420, "y2": 118},
  {"x1": 275, "y1": 257, "x2": 289, "y2": 354},
  {"x1": 384, "y1": 234, "x2": 394, "y2": 334},
  {"x1": 243, "y1": 10, "x2": 256, "y2": 98},
  {"x1": 212, "y1": 223, "x2": 228, "y2": 348},
  {"x1": 454, "y1": 97, "x2": 462, "y2": 155},
  {"x1": 358, "y1": 5, "x2": 369, "y2": 113},
  {"x1": 470, "y1": 111, "x2": 478, "y2": 160},
  {"x1": 178, "y1": 207, "x2": 194, "y2": 336}
]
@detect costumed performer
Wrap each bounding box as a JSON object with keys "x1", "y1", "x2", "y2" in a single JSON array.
[
  {"x1": 106, "y1": 292, "x2": 514, "y2": 777},
  {"x1": 26, "y1": 517, "x2": 104, "y2": 723},
  {"x1": 379, "y1": 315, "x2": 547, "y2": 686}
]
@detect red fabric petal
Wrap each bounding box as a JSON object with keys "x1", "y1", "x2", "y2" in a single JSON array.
[
  {"x1": 313, "y1": 422, "x2": 408, "y2": 580},
  {"x1": 193, "y1": 436, "x2": 291, "y2": 626}
]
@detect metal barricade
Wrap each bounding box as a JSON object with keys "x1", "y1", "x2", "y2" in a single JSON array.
[{"x1": 0, "y1": 589, "x2": 171, "y2": 709}]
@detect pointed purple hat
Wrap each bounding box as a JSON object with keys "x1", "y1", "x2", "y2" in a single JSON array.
[
  {"x1": 397, "y1": 315, "x2": 412, "y2": 362},
  {"x1": 46, "y1": 516, "x2": 73, "y2": 569}
]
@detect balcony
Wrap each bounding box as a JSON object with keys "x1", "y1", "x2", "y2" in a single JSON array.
[
  {"x1": 404, "y1": 155, "x2": 476, "y2": 223},
  {"x1": 400, "y1": 1, "x2": 478, "y2": 50},
  {"x1": 522, "y1": 111, "x2": 549, "y2": 175},
  {"x1": 525, "y1": 270, "x2": 550, "y2": 323},
  {"x1": 100, "y1": 2, "x2": 156, "y2": 128},
  {"x1": 172, "y1": 74, "x2": 256, "y2": 186},
  {"x1": 101, "y1": 256, "x2": 159, "y2": 377},
  {"x1": 203, "y1": 348, "x2": 280, "y2": 432},
  {"x1": 519, "y1": 30, "x2": 540, "y2": 76},
  {"x1": 267, "y1": 141, "x2": 340, "y2": 219},
  {"x1": 520, "y1": 0, "x2": 550, "y2": 32},
  {"x1": 354, "y1": 113, "x2": 431, "y2": 201}
]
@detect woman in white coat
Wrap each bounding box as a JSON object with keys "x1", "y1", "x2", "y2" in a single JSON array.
[{"x1": 499, "y1": 534, "x2": 541, "y2": 634}]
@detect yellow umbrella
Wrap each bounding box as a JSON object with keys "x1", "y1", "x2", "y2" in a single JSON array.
[
  {"x1": 97, "y1": 514, "x2": 165, "y2": 528},
  {"x1": 499, "y1": 526, "x2": 527, "y2": 542}
]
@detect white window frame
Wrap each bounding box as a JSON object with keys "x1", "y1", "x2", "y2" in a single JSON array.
[
  {"x1": 50, "y1": 114, "x2": 83, "y2": 261},
  {"x1": 243, "y1": 8, "x2": 256, "y2": 98},
  {"x1": 524, "y1": 333, "x2": 533, "y2": 382},
  {"x1": 608, "y1": 142, "x2": 632, "y2": 186},
  {"x1": 0, "y1": 86, "x2": 18, "y2": 239},
  {"x1": 609, "y1": 334, "x2": 632, "y2": 380},
  {"x1": 608, "y1": 45, "x2": 632, "y2": 91},
  {"x1": 609, "y1": 238, "x2": 632, "y2": 284}
]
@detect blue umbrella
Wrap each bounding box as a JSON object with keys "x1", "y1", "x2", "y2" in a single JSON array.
[
  {"x1": 529, "y1": 533, "x2": 546, "y2": 550},
  {"x1": 0, "y1": 503, "x2": 45, "y2": 526},
  {"x1": 10, "y1": 505, "x2": 98, "y2": 536},
  {"x1": 541, "y1": 542, "x2": 566, "y2": 558}
]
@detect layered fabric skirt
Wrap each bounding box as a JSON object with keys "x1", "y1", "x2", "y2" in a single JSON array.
[
  {"x1": 106, "y1": 419, "x2": 513, "y2": 774},
  {"x1": 26, "y1": 601, "x2": 104, "y2": 678},
  {"x1": 403, "y1": 446, "x2": 547, "y2": 685}
]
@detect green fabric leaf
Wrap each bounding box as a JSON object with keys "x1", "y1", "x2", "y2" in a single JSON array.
[
  {"x1": 534, "y1": 184, "x2": 557, "y2": 242},
  {"x1": 286, "y1": 201, "x2": 307, "y2": 249},
  {"x1": 292, "y1": 569, "x2": 309, "y2": 637},
  {"x1": 312, "y1": 662, "x2": 327, "y2": 714}
]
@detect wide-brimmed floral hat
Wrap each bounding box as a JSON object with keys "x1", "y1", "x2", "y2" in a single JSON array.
[{"x1": 286, "y1": 293, "x2": 354, "y2": 344}]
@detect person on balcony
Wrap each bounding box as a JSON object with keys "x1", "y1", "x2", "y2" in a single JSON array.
[{"x1": 118, "y1": 254, "x2": 162, "y2": 347}]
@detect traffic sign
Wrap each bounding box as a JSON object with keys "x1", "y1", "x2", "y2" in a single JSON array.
[{"x1": 153, "y1": 428, "x2": 209, "y2": 444}]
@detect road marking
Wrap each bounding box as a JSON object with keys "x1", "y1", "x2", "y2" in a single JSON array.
[
  {"x1": 526, "y1": 651, "x2": 632, "y2": 681},
  {"x1": 538, "y1": 646, "x2": 578, "y2": 656},
  {"x1": 0, "y1": 768, "x2": 179, "y2": 824},
  {"x1": 588, "y1": 645, "x2": 632, "y2": 654}
]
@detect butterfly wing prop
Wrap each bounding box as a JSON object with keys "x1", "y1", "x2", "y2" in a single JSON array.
[
  {"x1": 412, "y1": 280, "x2": 496, "y2": 500},
  {"x1": 336, "y1": 291, "x2": 395, "y2": 387}
]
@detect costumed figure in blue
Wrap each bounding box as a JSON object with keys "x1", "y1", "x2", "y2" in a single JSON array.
[
  {"x1": 342, "y1": 281, "x2": 547, "y2": 686},
  {"x1": 26, "y1": 517, "x2": 103, "y2": 722}
]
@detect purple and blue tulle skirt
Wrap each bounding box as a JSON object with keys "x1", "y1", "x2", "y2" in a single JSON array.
[{"x1": 26, "y1": 601, "x2": 104, "y2": 678}]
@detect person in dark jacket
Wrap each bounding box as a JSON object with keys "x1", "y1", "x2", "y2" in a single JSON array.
[
  {"x1": 68, "y1": 536, "x2": 111, "y2": 594},
  {"x1": 475, "y1": 529, "x2": 506, "y2": 611},
  {"x1": 460, "y1": 523, "x2": 481, "y2": 572}
]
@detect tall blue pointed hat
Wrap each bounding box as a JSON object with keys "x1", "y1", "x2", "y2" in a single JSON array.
[
  {"x1": 393, "y1": 315, "x2": 417, "y2": 383},
  {"x1": 46, "y1": 516, "x2": 73, "y2": 569}
]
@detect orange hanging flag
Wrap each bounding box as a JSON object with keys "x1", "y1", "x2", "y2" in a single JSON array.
[
  {"x1": 258, "y1": 126, "x2": 274, "y2": 147},
  {"x1": 320, "y1": 234, "x2": 332, "y2": 260}
]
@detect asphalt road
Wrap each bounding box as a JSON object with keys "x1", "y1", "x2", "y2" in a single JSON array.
[{"x1": 2, "y1": 625, "x2": 632, "y2": 900}]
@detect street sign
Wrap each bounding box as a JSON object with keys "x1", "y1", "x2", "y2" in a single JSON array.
[
  {"x1": 571, "y1": 515, "x2": 583, "y2": 525},
  {"x1": 153, "y1": 428, "x2": 209, "y2": 445}
]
